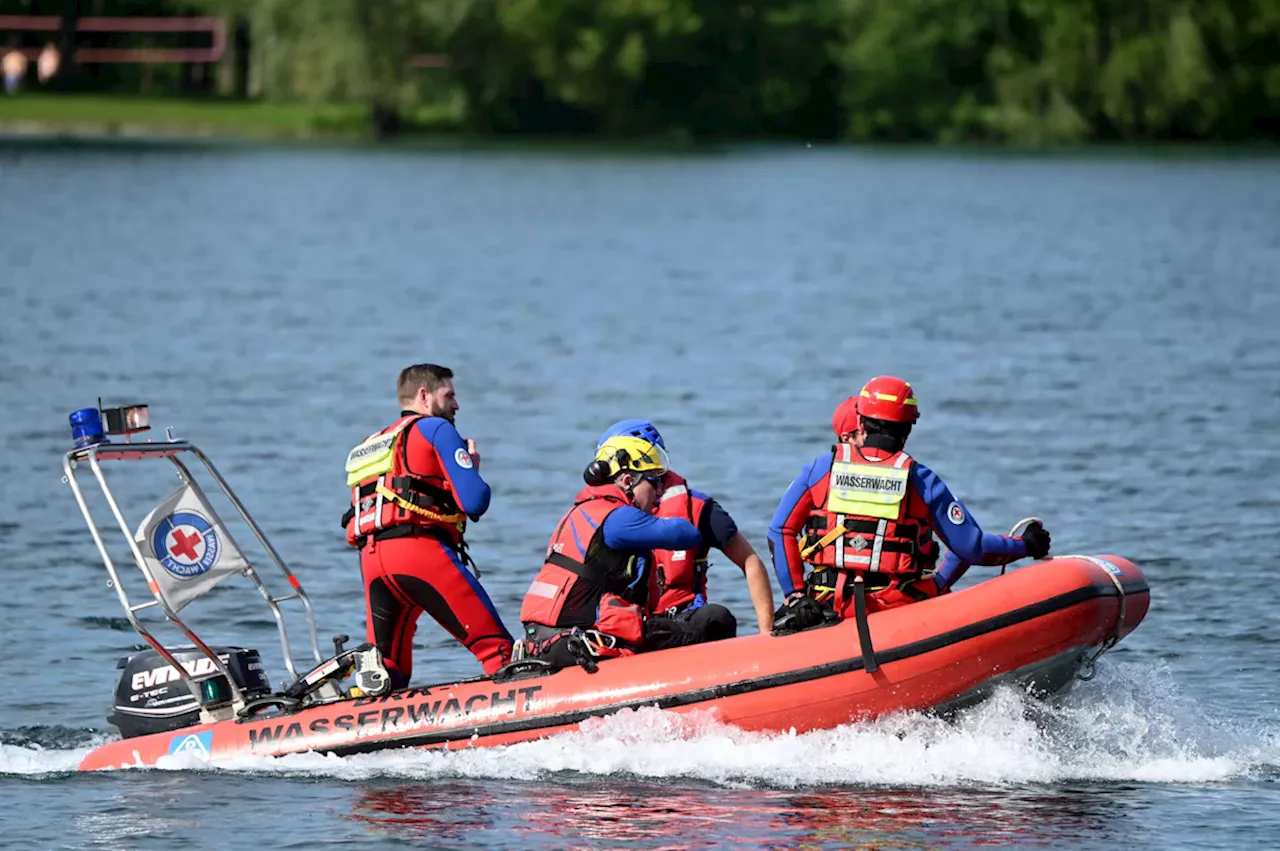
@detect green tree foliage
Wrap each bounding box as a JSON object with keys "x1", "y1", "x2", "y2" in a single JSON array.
[
  {"x1": 445, "y1": 0, "x2": 841, "y2": 137},
  {"x1": 832, "y1": 0, "x2": 1009, "y2": 141},
  {"x1": 10, "y1": 0, "x2": 1278, "y2": 141},
  {"x1": 184, "y1": 0, "x2": 457, "y2": 133},
  {"x1": 974, "y1": 0, "x2": 1280, "y2": 142}
]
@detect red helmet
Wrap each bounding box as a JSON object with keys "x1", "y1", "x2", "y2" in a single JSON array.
[
  {"x1": 855, "y1": 376, "x2": 919, "y2": 424},
  {"x1": 832, "y1": 396, "x2": 859, "y2": 438}
]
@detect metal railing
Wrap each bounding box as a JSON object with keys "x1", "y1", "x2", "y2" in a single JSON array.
[{"x1": 0, "y1": 15, "x2": 225, "y2": 64}]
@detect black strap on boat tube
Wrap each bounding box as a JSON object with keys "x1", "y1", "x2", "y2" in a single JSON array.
[{"x1": 852, "y1": 575, "x2": 879, "y2": 673}]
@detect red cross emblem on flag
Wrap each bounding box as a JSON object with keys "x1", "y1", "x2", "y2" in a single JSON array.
[
  {"x1": 151, "y1": 510, "x2": 220, "y2": 579},
  {"x1": 169, "y1": 528, "x2": 204, "y2": 561}
]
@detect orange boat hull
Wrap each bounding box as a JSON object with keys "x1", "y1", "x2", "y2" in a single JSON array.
[{"x1": 78, "y1": 554, "x2": 1149, "y2": 771}]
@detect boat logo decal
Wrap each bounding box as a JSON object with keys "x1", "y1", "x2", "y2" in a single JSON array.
[
  {"x1": 167, "y1": 731, "x2": 213, "y2": 760},
  {"x1": 246, "y1": 685, "x2": 544, "y2": 751},
  {"x1": 1073, "y1": 555, "x2": 1123, "y2": 577},
  {"x1": 150, "y1": 510, "x2": 220, "y2": 579},
  {"x1": 947, "y1": 502, "x2": 965, "y2": 525}
]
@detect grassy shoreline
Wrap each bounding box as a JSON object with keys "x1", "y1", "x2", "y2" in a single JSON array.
[
  {"x1": 3, "y1": 94, "x2": 1278, "y2": 153},
  {"x1": 0, "y1": 94, "x2": 460, "y2": 141}
]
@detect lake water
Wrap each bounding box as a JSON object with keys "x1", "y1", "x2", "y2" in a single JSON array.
[{"x1": 1, "y1": 137, "x2": 1278, "y2": 849}]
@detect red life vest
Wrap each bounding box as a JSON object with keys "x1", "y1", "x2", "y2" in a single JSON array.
[
  {"x1": 649, "y1": 471, "x2": 710, "y2": 615},
  {"x1": 518, "y1": 484, "x2": 650, "y2": 638},
  {"x1": 343, "y1": 415, "x2": 467, "y2": 549},
  {"x1": 801, "y1": 444, "x2": 938, "y2": 581}
]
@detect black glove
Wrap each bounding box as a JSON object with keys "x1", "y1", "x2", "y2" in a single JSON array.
[
  {"x1": 1020, "y1": 522, "x2": 1051, "y2": 559},
  {"x1": 771, "y1": 595, "x2": 826, "y2": 635}
]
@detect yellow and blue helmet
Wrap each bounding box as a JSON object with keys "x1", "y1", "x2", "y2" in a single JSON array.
[
  {"x1": 583, "y1": 435, "x2": 670, "y2": 485},
  {"x1": 598, "y1": 419, "x2": 666, "y2": 450}
]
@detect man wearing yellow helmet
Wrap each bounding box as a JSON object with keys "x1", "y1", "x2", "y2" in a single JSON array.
[
  {"x1": 598, "y1": 419, "x2": 775, "y2": 638},
  {"x1": 518, "y1": 435, "x2": 703, "y2": 669}
]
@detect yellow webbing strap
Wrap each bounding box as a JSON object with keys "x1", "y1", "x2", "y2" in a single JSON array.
[
  {"x1": 374, "y1": 483, "x2": 467, "y2": 526},
  {"x1": 800, "y1": 523, "x2": 849, "y2": 561}
]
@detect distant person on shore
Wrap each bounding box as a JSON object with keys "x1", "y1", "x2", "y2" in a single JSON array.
[
  {"x1": 37, "y1": 42, "x2": 60, "y2": 84},
  {"x1": 2, "y1": 48, "x2": 27, "y2": 95}
]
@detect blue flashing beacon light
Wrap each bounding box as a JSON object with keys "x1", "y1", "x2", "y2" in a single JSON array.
[
  {"x1": 68, "y1": 402, "x2": 152, "y2": 449},
  {"x1": 69, "y1": 407, "x2": 107, "y2": 449}
]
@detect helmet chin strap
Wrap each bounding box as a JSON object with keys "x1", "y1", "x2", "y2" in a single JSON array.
[
  {"x1": 618, "y1": 472, "x2": 639, "y2": 500},
  {"x1": 612, "y1": 449, "x2": 639, "y2": 500}
]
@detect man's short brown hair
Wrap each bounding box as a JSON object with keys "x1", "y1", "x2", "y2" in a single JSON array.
[{"x1": 397, "y1": 363, "x2": 454, "y2": 406}]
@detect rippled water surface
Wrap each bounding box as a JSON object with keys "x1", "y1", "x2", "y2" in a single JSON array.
[{"x1": 1, "y1": 139, "x2": 1278, "y2": 849}]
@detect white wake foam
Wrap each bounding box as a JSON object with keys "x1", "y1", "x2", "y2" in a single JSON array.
[
  {"x1": 0, "y1": 736, "x2": 107, "y2": 777},
  {"x1": 6, "y1": 660, "x2": 1276, "y2": 786}
]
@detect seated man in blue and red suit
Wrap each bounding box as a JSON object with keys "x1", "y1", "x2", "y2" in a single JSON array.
[{"x1": 518, "y1": 435, "x2": 703, "y2": 669}]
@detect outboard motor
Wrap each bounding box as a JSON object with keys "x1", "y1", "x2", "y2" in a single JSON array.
[{"x1": 108, "y1": 646, "x2": 272, "y2": 739}]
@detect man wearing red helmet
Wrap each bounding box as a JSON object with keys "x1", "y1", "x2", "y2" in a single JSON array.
[{"x1": 768, "y1": 376, "x2": 1051, "y2": 622}]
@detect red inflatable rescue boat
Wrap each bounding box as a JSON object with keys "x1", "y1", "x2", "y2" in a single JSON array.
[
  {"x1": 77, "y1": 552, "x2": 1147, "y2": 770},
  {"x1": 61, "y1": 404, "x2": 1150, "y2": 772}
]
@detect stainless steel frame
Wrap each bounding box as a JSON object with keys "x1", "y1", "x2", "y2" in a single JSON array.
[{"x1": 62, "y1": 438, "x2": 324, "y2": 707}]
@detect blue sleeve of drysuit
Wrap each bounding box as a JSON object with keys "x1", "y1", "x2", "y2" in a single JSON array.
[
  {"x1": 910, "y1": 461, "x2": 1026, "y2": 585},
  {"x1": 934, "y1": 543, "x2": 1024, "y2": 591},
  {"x1": 601, "y1": 506, "x2": 701, "y2": 552},
  {"x1": 414, "y1": 418, "x2": 491, "y2": 520},
  {"x1": 934, "y1": 550, "x2": 969, "y2": 590},
  {"x1": 768, "y1": 455, "x2": 832, "y2": 596}
]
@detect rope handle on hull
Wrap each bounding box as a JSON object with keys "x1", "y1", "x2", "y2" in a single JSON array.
[{"x1": 1001, "y1": 516, "x2": 1044, "y2": 576}]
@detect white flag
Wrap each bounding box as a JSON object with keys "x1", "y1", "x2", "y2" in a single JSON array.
[{"x1": 133, "y1": 483, "x2": 250, "y2": 612}]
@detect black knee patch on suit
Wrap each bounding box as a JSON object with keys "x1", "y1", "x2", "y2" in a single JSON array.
[
  {"x1": 367, "y1": 577, "x2": 406, "y2": 658},
  {"x1": 393, "y1": 574, "x2": 468, "y2": 642},
  {"x1": 686, "y1": 604, "x2": 738, "y2": 641},
  {"x1": 644, "y1": 614, "x2": 705, "y2": 651}
]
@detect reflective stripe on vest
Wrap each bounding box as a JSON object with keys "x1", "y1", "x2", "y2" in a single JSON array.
[
  {"x1": 652, "y1": 477, "x2": 708, "y2": 614},
  {"x1": 345, "y1": 416, "x2": 415, "y2": 487},
  {"x1": 828, "y1": 445, "x2": 909, "y2": 572},
  {"x1": 344, "y1": 415, "x2": 466, "y2": 546},
  {"x1": 826, "y1": 444, "x2": 911, "y2": 519},
  {"x1": 803, "y1": 445, "x2": 919, "y2": 575},
  {"x1": 346, "y1": 416, "x2": 417, "y2": 536},
  {"x1": 520, "y1": 488, "x2": 640, "y2": 628}
]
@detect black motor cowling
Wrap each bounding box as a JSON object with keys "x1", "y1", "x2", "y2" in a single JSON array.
[{"x1": 108, "y1": 646, "x2": 272, "y2": 739}]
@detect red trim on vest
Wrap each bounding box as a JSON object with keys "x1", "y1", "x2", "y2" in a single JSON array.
[
  {"x1": 650, "y1": 471, "x2": 710, "y2": 614},
  {"x1": 518, "y1": 485, "x2": 632, "y2": 628},
  {"x1": 804, "y1": 445, "x2": 936, "y2": 577},
  {"x1": 345, "y1": 415, "x2": 464, "y2": 548}
]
